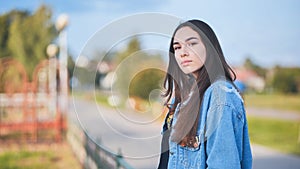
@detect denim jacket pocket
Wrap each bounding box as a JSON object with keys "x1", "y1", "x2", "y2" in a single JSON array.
[
  {"x1": 181, "y1": 144, "x2": 201, "y2": 152},
  {"x1": 179, "y1": 135, "x2": 202, "y2": 152},
  {"x1": 176, "y1": 135, "x2": 204, "y2": 169}
]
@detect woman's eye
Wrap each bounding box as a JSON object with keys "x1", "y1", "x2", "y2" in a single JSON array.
[
  {"x1": 174, "y1": 46, "x2": 180, "y2": 50},
  {"x1": 187, "y1": 42, "x2": 197, "y2": 47}
]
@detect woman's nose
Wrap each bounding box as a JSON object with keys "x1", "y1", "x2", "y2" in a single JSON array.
[{"x1": 180, "y1": 46, "x2": 189, "y2": 57}]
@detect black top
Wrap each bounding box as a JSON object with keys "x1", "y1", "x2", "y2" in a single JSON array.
[{"x1": 157, "y1": 112, "x2": 173, "y2": 169}]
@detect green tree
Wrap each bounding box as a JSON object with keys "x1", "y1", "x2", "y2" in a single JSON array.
[
  {"x1": 113, "y1": 37, "x2": 165, "y2": 101},
  {"x1": 6, "y1": 5, "x2": 56, "y2": 80},
  {"x1": 0, "y1": 14, "x2": 11, "y2": 58},
  {"x1": 0, "y1": 10, "x2": 30, "y2": 59},
  {"x1": 272, "y1": 67, "x2": 300, "y2": 94},
  {"x1": 114, "y1": 37, "x2": 141, "y2": 64},
  {"x1": 129, "y1": 69, "x2": 164, "y2": 100}
]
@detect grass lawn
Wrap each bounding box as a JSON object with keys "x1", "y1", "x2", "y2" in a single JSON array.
[
  {"x1": 0, "y1": 142, "x2": 81, "y2": 169},
  {"x1": 72, "y1": 91, "x2": 111, "y2": 107},
  {"x1": 244, "y1": 93, "x2": 300, "y2": 113},
  {"x1": 248, "y1": 116, "x2": 300, "y2": 156}
]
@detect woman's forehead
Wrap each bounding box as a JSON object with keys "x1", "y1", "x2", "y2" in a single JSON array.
[{"x1": 174, "y1": 26, "x2": 200, "y2": 42}]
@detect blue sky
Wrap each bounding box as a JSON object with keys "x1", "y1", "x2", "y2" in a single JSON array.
[{"x1": 1, "y1": 0, "x2": 300, "y2": 67}]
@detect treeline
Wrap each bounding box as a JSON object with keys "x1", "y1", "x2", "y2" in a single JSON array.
[
  {"x1": 89, "y1": 37, "x2": 165, "y2": 101},
  {"x1": 270, "y1": 67, "x2": 300, "y2": 94},
  {"x1": 243, "y1": 58, "x2": 300, "y2": 94},
  {"x1": 0, "y1": 5, "x2": 57, "y2": 79},
  {"x1": 113, "y1": 37, "x2": 165, "y2": 101}
]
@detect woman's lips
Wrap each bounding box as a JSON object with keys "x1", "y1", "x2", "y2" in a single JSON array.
[{"x1": 181, "y1": 60, "x2": 192, "y2": 66}]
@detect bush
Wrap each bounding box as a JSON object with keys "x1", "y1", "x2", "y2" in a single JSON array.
[
  {"x1": 129, "y1": 69, "x2": 164, "y2": 100},
  {"x1": 272, "y1": 67, "x2": 300, "y2": 94}
]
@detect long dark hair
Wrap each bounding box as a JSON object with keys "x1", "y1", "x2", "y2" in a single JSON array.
[{"x1": 163, "y1": 20, "x2": 236, "y2": 146}]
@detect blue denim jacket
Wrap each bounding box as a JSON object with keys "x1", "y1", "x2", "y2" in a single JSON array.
[{"x1": 164, "y1": 80, "x2": 252, "y2": 169}]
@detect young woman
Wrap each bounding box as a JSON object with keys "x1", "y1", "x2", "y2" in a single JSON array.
[{"x1": 157, "y1": 20, "x2": 252, "y2": 169}]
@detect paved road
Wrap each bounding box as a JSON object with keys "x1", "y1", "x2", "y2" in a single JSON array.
[
  {"x1": 69, "y1": 98, "x2": 162, "y2": 169},
  {"x1": 252, "y1": 144, "x2": 300, "y2": 169},
  {"x1": 246, "y1": 106, "x2": 300, "y2": 121},
  {"x1": 68, "y1": 98, "x2": 300, "y2": 169}
]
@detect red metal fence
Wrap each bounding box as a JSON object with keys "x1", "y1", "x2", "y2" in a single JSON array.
[{"x1": 0, "y1": 57, "x2": 66, "y2": 142}]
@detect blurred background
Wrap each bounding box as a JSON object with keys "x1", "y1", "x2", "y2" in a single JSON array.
[{"x1": 0, "y1": 0, "x2": 299, "y2": 169}]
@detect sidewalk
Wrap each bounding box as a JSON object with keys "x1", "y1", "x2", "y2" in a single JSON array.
[{"x1": 252, "y1": 144, "x2": 300, "y2": 169}]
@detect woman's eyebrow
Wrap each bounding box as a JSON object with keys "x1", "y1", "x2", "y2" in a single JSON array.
[
  {"x1": 173, "y1": 41, "x2": 180, "y2": 45},
  {"x1": 185, "y1": 37, "x2": 199, "y2": 42},
  {"x1": 173, "y1": 37, "x2": 199, "y2": 45}
]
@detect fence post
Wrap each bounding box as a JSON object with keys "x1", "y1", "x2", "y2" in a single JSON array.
[
  {"x1": 94, "y1": 137, "x2": 102, "y2": 168},
  {"x1": 116, "y1": 148, "x2": 123, "y2": 169},
  {"x1": 67, "y1": 120, "x2": 134, "y2": 169}
]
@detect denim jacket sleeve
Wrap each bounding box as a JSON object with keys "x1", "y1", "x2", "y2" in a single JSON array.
[
  {"x1": 205, "y1": 81, "x2": 252, "y2": 169},
  {"x1": 206, "y1": 105, "x2": 243, "y2": 169}
]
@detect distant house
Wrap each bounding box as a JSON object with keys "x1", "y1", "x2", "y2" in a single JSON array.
[{"x1": 233, "y1": 67, "x2": 265, "y2": 92}]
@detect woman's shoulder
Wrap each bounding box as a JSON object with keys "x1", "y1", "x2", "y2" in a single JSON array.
[
  {"x1": 203, "y1": 81, "x2": 246, "y2": 138},
  {"x1": 204, "y1": 80, "x2": 244, "y2": 108}
]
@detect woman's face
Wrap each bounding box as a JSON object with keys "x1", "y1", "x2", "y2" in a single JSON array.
[{"x1": 173, "y1": 26, "x2": 206, "y2": 77}]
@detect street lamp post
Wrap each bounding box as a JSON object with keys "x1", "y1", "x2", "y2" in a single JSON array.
[
  {"x1": 56, "y1": 14, "x2": 69, "y2": 114},
  {"x1": 46, "y1": 44, "x2": 58, "y2": 117}
]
